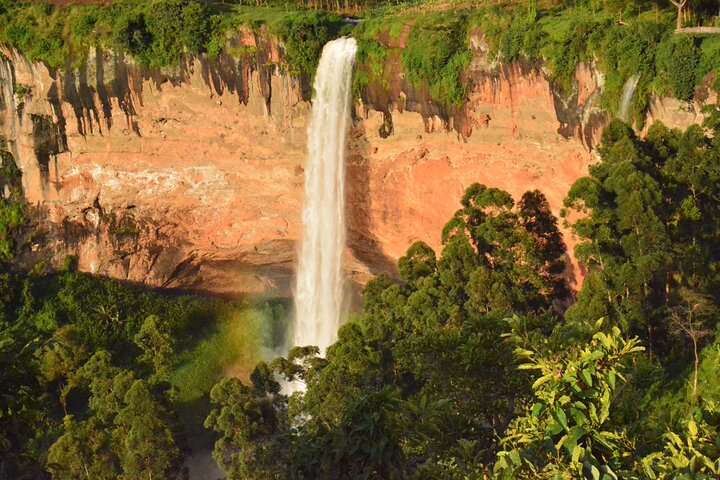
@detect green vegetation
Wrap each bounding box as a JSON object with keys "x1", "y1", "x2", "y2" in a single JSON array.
[
  {"x1": 277, "y1": 11, "x2": 348, "y2": 75},
  {"x1": 479, "y1": 4, "x2": 720, "y2": 125},
  {"x1": 172, "y1": 307, "x2": 267, "y2": 403},
  {"x1": 0, "y1": 255, "x2": 276, "y2": 478},
  {"x1": 0, "y1": 0, "x2": 348, "y2": 75},
  {"x1": 197, "y1": 108, "x2": 720, "y2": 479},
  {"x1": 0, "y1": 146, "x2": 25, "y2": 261},
  {"x1": 0, "y1": 0, "x2": 717, "y2": 116},
  {"x1": 401, "y1": 13, "x2": 472, "y2": 106}
]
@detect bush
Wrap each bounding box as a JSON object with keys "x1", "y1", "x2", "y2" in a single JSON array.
[
  {"x1": 402, "y1": 14, "x2": 472, "y2": 106},
  {"x1": 277, "y1": 11, "x2": 344, "y2": 75},
  {"x1": 664, "y1": 36, "x2": 701, "y2": 102}
]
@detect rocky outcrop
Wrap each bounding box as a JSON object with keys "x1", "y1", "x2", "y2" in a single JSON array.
[{"x1": 0, "y1": 29, "x2": 714, "y2": 297}]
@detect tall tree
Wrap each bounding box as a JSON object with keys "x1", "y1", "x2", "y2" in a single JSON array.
[
  {"x1": 114, "y1": 380, "x2": 180, "y2": 480},
  {"x1": 668, "y1": 0, "x2": 688, "y2": 29}
]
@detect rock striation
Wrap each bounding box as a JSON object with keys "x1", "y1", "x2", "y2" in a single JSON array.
[{"x1": 0, "y1": 29, "x2": 714, "y2": 297}]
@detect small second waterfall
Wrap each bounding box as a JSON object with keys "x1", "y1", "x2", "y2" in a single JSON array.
[
  {"x1": 293, "y1": 38, "x2": 357, "y2": 358},
  {"x1": 619, "y1": 73, "x2": 641, "y2": 122}
]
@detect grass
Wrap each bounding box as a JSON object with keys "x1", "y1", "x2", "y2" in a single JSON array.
[
  {"x1": 227, "y1": 5, "x2": 305, "y2": 31},
  {"x1": 171, "y1": 307, "x2": 267, "y2": 403},
  {"x1": 170, "y1": 302, "x2": 289, "y2": 453}
]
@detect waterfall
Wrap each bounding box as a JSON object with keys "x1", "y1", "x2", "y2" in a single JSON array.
[
  {"x1": 293, "y1": 38, "x2": 357, "y2": 360},
  {"x1": 0, "y1": 57, "x2": 18, "y2": 145},
  {"x1": 619, "y1": 73, "x2": 640, "y2": 123}
]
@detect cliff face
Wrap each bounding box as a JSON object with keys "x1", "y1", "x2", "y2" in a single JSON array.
[{"x1": 0, "y1": 30, "x2": 714, "y2": 297}]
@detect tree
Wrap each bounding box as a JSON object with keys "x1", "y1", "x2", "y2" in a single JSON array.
[
  {"x1": 114, "y1": 380, "x2": 180, "y2": 480},
  {"x1": 640, "y1": 414, "x2": 720, "y2": 477},
  {"x1": 495, "y1": 319, "x2": 645, "y2": 478},
  {"x1": 309, "y1": 388, "x2": 405, "y2": 480},
  {"x1": 518, "y1": 190, "x2": 569, "y2": 304},
  {"x1": 668, "y1": 0, "x2": 688, "y2": 30},
  {"x1": 239, "y1": 184, "x2": 567, "y2": 478},
  {"x1": 133, "y1": 315, "x2": 174, "y2": 381},
  {"x1": 0, "y1": 330, "x2": 45, "y2": 479},
  {"x1": 667, "y1": 289, "x2": 716, "y2": 402},
  {"x1": 563, "y1": 120, "x2": 673, "y2": 356},
  {"x1": 204, "y1": 374, "x2": 288, "y2": 480},
  {"x1": 47, "y1": 416, "x2": 118, "y2": 480}
]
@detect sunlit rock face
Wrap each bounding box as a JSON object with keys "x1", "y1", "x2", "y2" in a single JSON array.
[{"x1": 0, "y1": 29, "x2": 714, "y2": 297}]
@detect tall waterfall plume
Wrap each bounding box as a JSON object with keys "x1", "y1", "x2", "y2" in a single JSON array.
[{"x1": 293, "y1": 38, "x2": 357, "y2": 357}]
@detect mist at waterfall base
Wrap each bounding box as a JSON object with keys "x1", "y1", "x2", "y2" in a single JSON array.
[{"x1": 287, "y1": 38, "x2": 357, "y2": 392}]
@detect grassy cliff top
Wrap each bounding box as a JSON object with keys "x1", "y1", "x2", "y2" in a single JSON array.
[{"x1": 1, "y1": 0, "x2": 718, "y2": 120}]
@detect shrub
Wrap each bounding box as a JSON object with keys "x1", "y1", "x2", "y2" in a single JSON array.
[
  {"x1": 664, "y1": 36, "x2": 701, "y2": 102},
  {"x1": 402, "y1": 14, "x2": 472, "y2": 106}
]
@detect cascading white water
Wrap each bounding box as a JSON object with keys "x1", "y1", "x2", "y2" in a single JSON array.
[
  {"x1": 619, "y1": 73, "x2": 640, "y2": 122},
  {"x1": 293, "y1": 38, "x2": 357, "y2": 359}
]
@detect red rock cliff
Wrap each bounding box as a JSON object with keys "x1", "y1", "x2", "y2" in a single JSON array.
[{"x1": 0, "y1": 30, "x2": 713, "y2": 297}]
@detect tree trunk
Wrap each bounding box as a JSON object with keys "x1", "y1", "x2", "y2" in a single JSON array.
[{"x1": 692, "y1": 337, "x2": 699, "y2": 403}]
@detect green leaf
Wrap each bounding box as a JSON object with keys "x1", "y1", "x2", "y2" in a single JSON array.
[
  {"x1": 572, "y1": 444, "x2": 583, "y2": 464},
  {"x1": 607, "y1": 370, "x2": 616, "y2": 390},
  {"x1": 555, "y1": 408, "x2": 568, "y2": 431},
  {"x1": 583, "y1": 461, "x2": 601, "y2": 480},
  {"x1": 532, "y1": 373, "x2": 555, "y2": 390},
  {"x1": 546, "y1": 422, "x2": 563, "y2": 436},
  {"x1": 518, "y1": 363, "x2": 542, "y2": 370},
  {"x1": 579, "y1": 369, "x2": 593, "y2": 387},
  {"x1": 602, "y1": 464, "x2": 619, "y2": 480},
  {"x1": 509, "y1": 449, "x2": 521, "y2": 466}
]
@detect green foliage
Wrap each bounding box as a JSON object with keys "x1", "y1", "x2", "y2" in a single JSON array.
[
  {"x1": 111, "y1": 0, "x2": 211, "y2": 68},
  {"x1": 47, "y1": 353, "x2": 180, "y2": 479},
  {"x1": 114, "y1": 379, "x2": 180, "y2": 479},
  {"x1": 205, "y1": 374, "x2": 287, "y2": 480},
  {"x1": 0, "y1": 149, "x2": 26, "y2": 261},
  {"x1": 13, "y1": 83, "x2": 31, "y2": 101},
  {"x1": 0, "y1": 329, "x2": 45, "y2": 479},
  {"x1": 663, "y1": 35, "x2": 701, "y2": 102},
  {"x1": 0, "y1": 0, "x2": 218, "y2": 69},
  {"x1": 563, "y1": 116, "x2": 720, "y2": 361},
  {"x1": 204, "y1": 183, "x2": 568, "y2": 479},
  {"x1": 171, "y1": 307, "x2": 266, "y2": 403},
  {"x1": 480, "y1": 6, "x2": 713, "y2": 118},
  {"x1": 276, "y1": 11, "x2": 344, "y2": 76},
  {"x1": 495, "y1": 320, "x2": 644, "y2": 478},
  {"x1": 134, "y1": 315, "x2": 174, "y2": 381},
  {"x1": 401, "y1": 13, "x2": 472, "y2": 106},
  {"x1": 354, "y1": 37, "x2": 389, "y2": 92},
  {"x1": 0, "y1": 0, "x2": 714, "y2": 115},
  {"x1": 0, "y1": 201, "x2": 25, "y2": 261},
  {"x1": 640, "y1": 414, "x2": 720, "y2": 477},
  {"x1": 0, "y1": 259, "x2": 268, "y2": 478}
]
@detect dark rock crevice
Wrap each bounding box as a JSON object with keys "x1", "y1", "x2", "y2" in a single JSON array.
[{"x1": 30, "y1": 114, "x2": 65, "y2": 187}]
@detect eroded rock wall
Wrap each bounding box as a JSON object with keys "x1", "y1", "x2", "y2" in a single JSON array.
[{"x1": 0, "y1": 30, "x2": 713, "y2": 297}]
